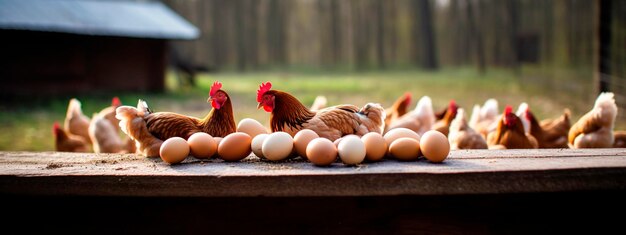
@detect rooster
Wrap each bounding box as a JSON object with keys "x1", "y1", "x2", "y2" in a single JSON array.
[
  {"x1": 487, "y1": 106, "x2": 538, "y2": 149},
  {"x1": 386, "y1": 96, "x2": 434, "y2": 135},
  {"x1": 64, "y1": 98, "x2": 92, "y2": 144},
  {"x1": 518, "y1": 104, "x2": 571, "y2": 149},
  {"x1": 135, "y1": 81, "x2": 236, "y2": 140},
  {"x1": 384, "y1": 92, "x2": 412, "y2": 128},
  {"x1": 53, "y1": 122, "x2": 90, "y2": 152},
  {"x1": 448, "y1": 108, "x2": 487, "y2": 149},
  {"x1": 568, "y1": 92, "x2": 618, "y2": 148},
  {"x1": 469, "y1": 98, "x2": 499, "y2": 138},
  {"x1": 256, "y1": 82, "x2": 385, "y2": 141},
  {"x1": 116, "y1": 105, "x2": 163, "y2": 157},
  {"x1": 432, "y1": 100, "x2": 459, "y2": 136}
]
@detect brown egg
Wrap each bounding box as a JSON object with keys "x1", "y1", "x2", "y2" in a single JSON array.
[
  {"x1": 306, "y1": 138, "x2": 337, "y2": 166},
  {"x1": 187, "y1": 132, "x2": 217, "y2": 159},
  {"x1": 384, "y1": 128, "x2": 420, "y2": 148},
  {"x1": 212, "y1": 137, "x2": 223, "y2": 158},
  {"x1": 217, "y1": 132, "x2": 252, "y2": 161},
  {"x1": 293, "y1": 129, "x2": 319, "y2": 159},
  {"x1": 159, "y1": 137, "x2": 190, "y2": 164},
  {"x1": 389, "y1": 137, "x2": 420, "y2": 161},
  {"x1": 361, "y1": 132, "x2": 387, "y2": 161},
  {"x1": 237, "y1": 118, "x2": 268, "y2": 138},
  {"x1": 420, "y1": 130, "x2": 450, "y2": 163}
]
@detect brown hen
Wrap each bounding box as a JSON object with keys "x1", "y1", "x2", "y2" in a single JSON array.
[
  {"x1": 257, "y1": 82, "x2": 385, "y2": 141},
  {"x1": 139, "y1": 81, "x2": 236, "y2": 140},
  {"x1": 487, "y1": 106, "x2": 538, "y2": 149}
]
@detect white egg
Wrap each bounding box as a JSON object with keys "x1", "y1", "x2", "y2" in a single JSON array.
[
  {"x1": 262, "y1": 132, "x2": 294, "y2": 161},
  {"x1": 237, "y1": 118, "x2": 268, "y2": 138},
  {"x1": 337, "y1": 135, "x2": 366, "y2": 165},
  {"x1": 251, "y1": 133, "x2": 269, "y2": 159}
]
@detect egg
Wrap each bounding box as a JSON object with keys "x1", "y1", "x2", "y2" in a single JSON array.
[
  {"x1": 217, "y1": 132, "x2": 252, "y2": 161},
  {"x1": 306, "y1": 138, "x2": 337, "y2": 166},
  {"x1": 389, "y1": 137, "x2": 420, "y2": 161},
  {"x1": 213, "y1": 137, "x2": 223, "y2": 145},
  {"x1": 293, "y1": 129, "x2": 319, "y2": 159},
  {"x1": 237, "y1": 118, "x2": 268, "y2": 138},
  {"x1": 159, "y1": 137, "x2": 190, "y2": 164},
  {"x1": 251, "y1": 133, "x2": 268, "y2": 158},
  {"x1": 262, "y1": 132, "x2": 294, "y2": 161},
  {"x1": 333, "y1": 137, "x2": 343, "y2": 148},
  {"x1": 383, "y1": 128, "x2": 421, "y2": 148},
  {"x1": 361, "y1": 132, "x2": 387, "y2": 161},
  {"x1": 212, "y1": 137, "x2": 223, "y2": 158},
  {"x1": 337, "y1": 135, "x2": 366, "y2": 165},
  {"x1": 187, "y1": 132, "x2": 217, "y2": 159},
  {"x1": 420, "y1": 130, "x2": 450, "y2": 163}
]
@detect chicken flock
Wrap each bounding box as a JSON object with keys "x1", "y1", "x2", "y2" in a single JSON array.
[{"x1": 54, "y1": 81, "x2": 625, "y2": 159}]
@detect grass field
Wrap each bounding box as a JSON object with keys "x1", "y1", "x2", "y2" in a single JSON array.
[{"x1": 0, "y1": 68, "x2": 614, "y2": 151}]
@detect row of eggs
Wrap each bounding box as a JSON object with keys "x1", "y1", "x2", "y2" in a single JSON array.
[{"x1": 159, "y1": 118, "x2": 450, "y2": 165}]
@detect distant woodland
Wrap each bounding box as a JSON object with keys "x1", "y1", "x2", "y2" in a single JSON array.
[{"x1": 164, "y1": 0, "x2": 625, "y2": 101}]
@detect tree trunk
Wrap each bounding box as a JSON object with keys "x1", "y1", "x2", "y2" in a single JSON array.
[
  {"x1": 595, "y1": 0, "x2": 612, "y2": 93},
  {"x1": 467, "y1": 0, "x2": 486, "y2": 74}
]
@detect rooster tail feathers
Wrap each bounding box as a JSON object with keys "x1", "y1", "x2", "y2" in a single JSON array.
[
  {"x1": 481, "y1": 98, "x2": 499, "y2": 118},
  {"x1": 595, "y1": 92, "x2": 616, "y2": 109},
  {"x1": 469, "y1": 104, "x2": 481, "y2": 128},
  {"x1": 451, "y1": 108, "x2": 465, "y2": 128},
  {"x1": 137, "y1": 99, "x2": 151, "y2": 116},
  {"x1": 67, "y1": 98, "x2": 84, "y2": 118},
  {"x1": 414, "y1": 96, "x2": 434, "y2": 116},
  {"x1": 516, "y1": 103, "x2": 528, "y2": 117},
  {"x1": 115, "y1": 106, "x2": 140, "y2": 136},
  {"x1": 516, "y1": 103, "x2": 531, "y2": 134}
]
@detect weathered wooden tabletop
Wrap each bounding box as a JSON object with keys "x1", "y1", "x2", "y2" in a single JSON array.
[{"x1": 1, "y1": 149, "x2": 625, "y2": 197}]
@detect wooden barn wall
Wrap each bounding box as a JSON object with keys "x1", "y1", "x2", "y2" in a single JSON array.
[{"x1": 0, "y1": 31, "x2": 165, "y2": 96}]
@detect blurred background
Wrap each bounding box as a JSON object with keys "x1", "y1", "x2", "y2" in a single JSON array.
[{"x1": 0, "y1": 0, "x2": 624, "y2": 151}]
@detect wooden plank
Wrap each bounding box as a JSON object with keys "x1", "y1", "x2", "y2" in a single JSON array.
[{"x1": 1, "y1": 149, "x2": 625, "y2": 197}]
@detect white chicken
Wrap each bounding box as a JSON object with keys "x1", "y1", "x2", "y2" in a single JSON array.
[
  {"x1": 386, "y1": 96, "x2": 435, "y2": 136},
  {"x1": 469, "y1": 98, "x2": 499, "y2": 138}
]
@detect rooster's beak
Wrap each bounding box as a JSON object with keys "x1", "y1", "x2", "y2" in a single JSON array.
[
  {"x1": 207, "y1": 97, "x2": 213, "y2": 103},
  {"x1": 257, "y1": 103, "x2": 263, "y2": 110}
]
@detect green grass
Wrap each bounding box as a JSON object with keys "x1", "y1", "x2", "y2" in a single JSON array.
[{"x1": 0, "y1": 68, "x2": 611, "y2": 151}]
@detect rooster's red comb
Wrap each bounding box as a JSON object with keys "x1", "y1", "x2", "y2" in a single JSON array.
[
  {"x1": 52, "y1": 122, "x2": 60, "y2": 135},
  {"x1": 210, "y1": 81, "x2": 223, "y2": 97},
  {"x1": 403, "y1": 92, "x2": 412, "y2": 105},
  {"x1": 449, "y1": 100, "x2": 457, "y2": 107},
  {"x1": 112, "y1": 97, "x2": 121, "y2": 107},
  {"x1": 257, "y1": 82, "x2": 272, "y2": 102},
  {"x1": 504, "y1": 105, "x2": 513, "y2": 114}
]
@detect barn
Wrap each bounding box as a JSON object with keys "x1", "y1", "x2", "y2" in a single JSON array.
[{"x1": 0, "y1": 0, "x2": 199, "y2": 96}]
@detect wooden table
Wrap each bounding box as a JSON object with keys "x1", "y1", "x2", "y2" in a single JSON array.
[{"x1": 1, "y1": 149, "x2": 625, "y2": 233}]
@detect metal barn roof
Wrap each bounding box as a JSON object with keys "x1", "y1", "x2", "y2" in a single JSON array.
[{"x1": 0, "y1": 0, "x2": 199, "y2": 40}]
